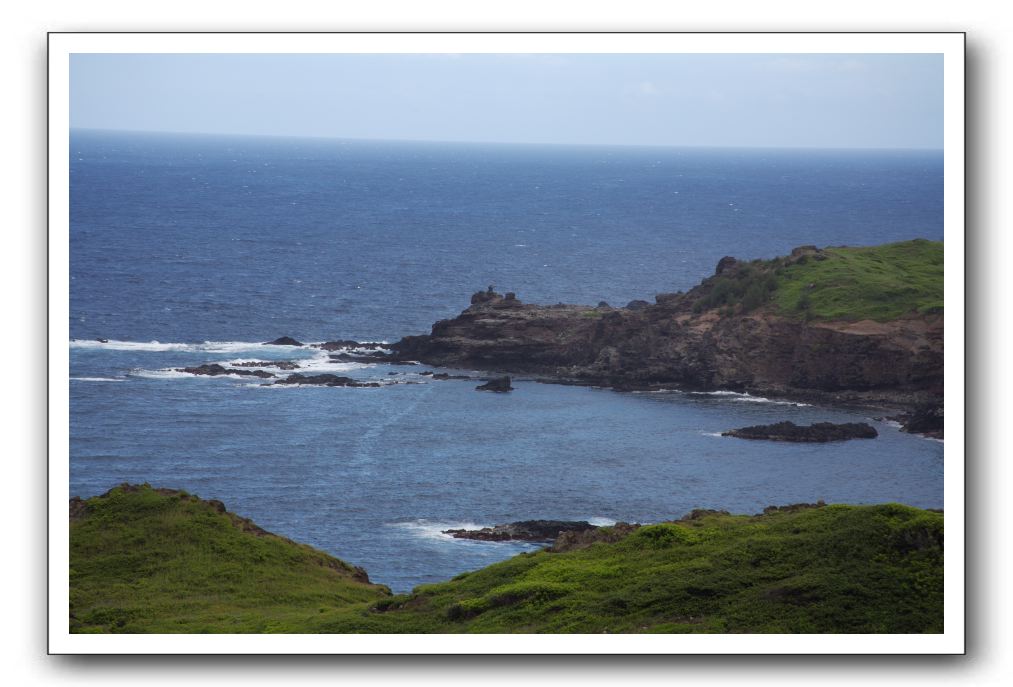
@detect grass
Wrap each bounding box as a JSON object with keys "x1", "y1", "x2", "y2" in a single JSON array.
[
  {"x1": 70, "y1": 487, "x2": 943, "y2": 633},
  {"x1": 69, "y1": 484, "x2": 390, "y2": 633},
  {"x1": 692, "y1": 239, "x2": 943, "y2": 322}
]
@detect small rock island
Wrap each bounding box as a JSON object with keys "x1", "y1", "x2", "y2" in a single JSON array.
[{"x1": 722, "y1": 421, "x2": 879, "y2": 442}]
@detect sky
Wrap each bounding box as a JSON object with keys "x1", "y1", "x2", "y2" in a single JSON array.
[{"x1": 70, "y1": 53, "x2": 943, "y2": 149}]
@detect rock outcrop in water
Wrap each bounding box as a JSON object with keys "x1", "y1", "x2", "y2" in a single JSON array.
[
  {"x1": 264, "y1": 336, "x2": 303, "y2": 346},
  {"x1": 390, "y1": 244, "x2": 943, "y2": 417},
  {"x1": 443, "y1": 520, "x2": 599, "y2": 542},
  {"x1": 273, "y1": 373, "x2": 380, "y2": 388},
  {"x1": 892, "y1": 402, "x2": 944, "y2": 439},
  {"x1": 176, "y1": 363, "x2": 275, "y2": 378},
  {"x1": 722, "y1": 421, "x2": 878, "y2": 442},
  {"x1": 475, "y1": 376, "x2": 513, "y2": 392}
]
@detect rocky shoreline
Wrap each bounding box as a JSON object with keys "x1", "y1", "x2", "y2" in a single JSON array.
[
  {"x1": 386, "y1": 248, "x2": 943, "y2": 435},
  {"x1": 170, "y1": 245, "x2": 943, "y2": 435}
]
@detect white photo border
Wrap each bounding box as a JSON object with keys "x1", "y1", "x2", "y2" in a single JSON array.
[{"x1": 48, "y1": 31, "x2": 965, "y2": 655}]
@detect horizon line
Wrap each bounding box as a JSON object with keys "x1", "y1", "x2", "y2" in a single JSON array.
[{"x1": 69, "y1": 127, "x2": 945, "y2": 153}]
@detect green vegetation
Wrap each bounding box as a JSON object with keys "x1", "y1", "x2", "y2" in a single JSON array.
[
  {"x1": 71, "y1": 486, "x2": 943, "y2": 634},
  {"x1": 693, "y1": 239, "x2": 943, "y2": 322},
  {"x1": 69, "y1": 485, "x2": 390, "y2": 633}
]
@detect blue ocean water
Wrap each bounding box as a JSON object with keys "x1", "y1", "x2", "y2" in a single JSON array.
[{"x1": 69, "y1": 130, "x2": 944, "y2": 592}]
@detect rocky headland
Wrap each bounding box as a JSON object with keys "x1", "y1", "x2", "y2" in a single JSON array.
[{"x1": 390, "y1": 240, "x2": 944, "y2": 433}]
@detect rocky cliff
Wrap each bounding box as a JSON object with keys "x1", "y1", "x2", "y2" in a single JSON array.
[{"x1": 392, "y1": 243, "x2": 944, "y2": 410}]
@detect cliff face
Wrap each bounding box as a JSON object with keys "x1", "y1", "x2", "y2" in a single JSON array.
[{"x1": 392, "y1": 251, "x2": 943, "y2": 407}]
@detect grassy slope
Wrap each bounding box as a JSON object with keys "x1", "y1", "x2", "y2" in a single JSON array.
[
  {"x1": 773, "y1": 240, "x2": 943, "y2": 321},
  {"x1": 693, "y1": 239, "x2": 943, "y2": 322},
  {"x1": 70, "y1": 485, "x2": 390, "y2": 633},
  {"x1": 70, "y1": 487, "x2": 943, "y2": 634}
]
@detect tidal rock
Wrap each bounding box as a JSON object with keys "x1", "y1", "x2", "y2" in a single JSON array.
[
  {"x1": 443, "y1": 520, "x2": 598, "y2": 542},
  {"x1": 898, "y1": 402, "x2": 944, "y2": 438},
  {"x1": 96, "y1": 338, "x2": 109, "y2": 344},
  {"x1": 273, "y1": 373, "x2": 380, "y2": 387},
  {"x1": 476, "y1": 376, "x2": 513, "y2": 392},
  {"x1": 176, "y1": 364, "x2": 274, "y2": 378},
  {"x1": 722, "y1": 421, "x2": 878, "y2": 442},
  {"x1": 263, "y1": 336, "x2": 303, "y2": 347}
]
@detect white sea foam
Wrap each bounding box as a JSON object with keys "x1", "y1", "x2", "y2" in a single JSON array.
[
  {"x1": 588, "y1": 517, "x2": 617, "y2": 526},
  {"x1": 700, "y1": 431, "x2": 725, "y2": 437},
  {"x1": 70, "y1": 338, "x2": 318, "y2": 354},
  {"x1": 690, "y1": 390, "x2": 810, "y2": 406},
  {"x1": 70, "y1": 376, "x2": 126, "y2": 382},
  {"x1": 385, "y1": 519, "x2": 491, "y2": 542},
  {"x1": 127, "y1": 368, "x2": 195, "y2": 380}
]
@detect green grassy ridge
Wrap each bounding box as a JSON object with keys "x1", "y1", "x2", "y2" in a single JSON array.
[
  {"x1": 691, "y1": 239, "x2": 943, "y2": 322},
  {"x1": 70, "y1": 484, "x2": 391, "y2": 633},
  {"x1": 70, "y1": 486, "x2": 944, "y2": 634}
]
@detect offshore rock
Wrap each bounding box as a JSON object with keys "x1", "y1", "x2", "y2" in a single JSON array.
[
  {"x1": 722, "y1": 421, "x2": 878, "y2": 442},
  {"x1": 263, "y1": 336, "x2": 303, "y2": 346},
  {"x1": 176, "y1": 363, "x2": 274, "y2": 378},
  {"x1": 476, "y1": 376, "x2": 513, "y2": 392},
  {"x1": 896, "y1": 402, "x2": 944, "y2": 439},
  {"x1": 443, "y1": 520, "x2": 598, "y2": 542},
  {"x1": 273, "y1": 373, "x2": 380, "y2": 387}
]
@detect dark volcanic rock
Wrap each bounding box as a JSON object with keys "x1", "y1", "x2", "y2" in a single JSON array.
[
  {"x1": 273, "y1": 373, "x2": 380, "y2": 387},
  {"x1": 388, "y1": 247, "x2": 944, "y2": 411},
  {"x1": 549, "y1": 522, "x2": 640, "y2": 552},
  {"x1": 476, "y1": 376, "x2": 513, "y2": 392},
  {"x1": 264, "y1": 336, "x2": 303, "y2": 346},
  {"x1": 897, "y1": 402, "x2": 944, "y2": 438},
  {"x1": 715, "y1": 256, "x2": 738, "y2": 275},
  {"x1": 722, "y1": 421, "x2": 878, "y2": 442},
  {"x1": 625, "y1": 299, "x2": 650, "y2": 310},
  {"x1": 176, "y1": 364, "x2": 274, "y2": 379},
  {"x1": 443, "y1": 520, "x2": 598, "y2": 542}
]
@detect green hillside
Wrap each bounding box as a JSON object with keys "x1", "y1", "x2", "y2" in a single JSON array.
[
  {"x1": 69, "y1": 484, "x2": 390, "y2": 633},
  {"x1": 692, "y1": 239, "x2": 943, "y2": 322},
  {"x1": 70, "y1": 486, "x2": 943, "y2": 634}
]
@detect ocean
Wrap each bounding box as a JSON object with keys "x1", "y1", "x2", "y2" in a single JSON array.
[{"x1": 69, "y1": 129, "x2": 944, "y2": 592}]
